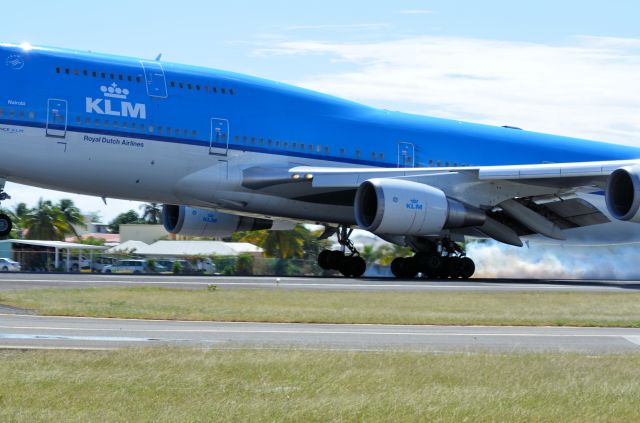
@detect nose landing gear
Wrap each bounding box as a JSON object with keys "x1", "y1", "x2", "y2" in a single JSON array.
[
  {"x1": 317, "y1": 225, "x2": 366, "y2": 278},
  {"x1": 0, "y1": 182, "x2": 12, "y2": 237}
]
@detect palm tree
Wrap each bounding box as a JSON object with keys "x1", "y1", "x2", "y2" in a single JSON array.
[
  {"x1": 57, "y1": 199, "x2": 85, "y2": 238},
  {"x1": 23, "y1": 199, "x2": 68, "y2": 240},
  {"x1": 234, "y1": 226, "x2": 308, "y2": 259},
  {"x1": 140, "y1": 202, "x2": 162, "y2": 224}
]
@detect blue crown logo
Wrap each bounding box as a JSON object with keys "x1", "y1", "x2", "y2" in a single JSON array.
[{"x1": 100, "y1": 82, "x2": 129, "y2": 99}]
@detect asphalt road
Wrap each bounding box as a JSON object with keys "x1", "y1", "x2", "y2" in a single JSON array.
[
  {"x1": 1, "y1": 273, "x2": 640, "y2": 292},
  {"x1": 1, "y1": 314, "x2": 639, "y2": 353}
]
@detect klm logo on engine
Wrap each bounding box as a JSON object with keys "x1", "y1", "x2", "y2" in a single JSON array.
[
  {"x1": 406, "y1": 198, "x2": 423, "y2": 210},
  {"x1": 86, "y1": 83, "x2": 147, "y2": 119},
  {"x1": 203, "y1": 214, "x2": 219, "y2": 223}
]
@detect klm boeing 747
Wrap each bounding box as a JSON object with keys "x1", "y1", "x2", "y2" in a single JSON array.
[{"x1": 2, "y1": 43, "x2": 640, "y2": 278}]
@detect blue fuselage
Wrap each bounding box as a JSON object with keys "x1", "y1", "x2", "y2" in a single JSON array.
[{"x1": 1, "y1": 43, "x2": 638, "y2": 173}]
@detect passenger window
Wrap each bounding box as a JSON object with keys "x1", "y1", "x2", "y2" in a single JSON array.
[
  {"x1": 140, "y1": 124, "x2": 145, "y2": 131},
  {"x1": 110, "y1": 73, "x2": 115, "y2": 80},
  {"x1": 101, "y1": 72, "x2": 106, "y2": 78},
  {"x1": 83, "y1": 69, "x2": 88, "y2": 76},
  {"x1": 175, "y1": 128, "x2": 180, "y2": 135},
  {"x1": 196, "y1": 84, "x2": 201, "y2": 91},
  {"x1": 114, "y1": 121, "x2": 119, "y2": 128},
  {"x1": 179, "y1": 82, "x2": 184, "y2": 89},
  {"x1": 188, "y1": 83, "x2": 192, "y2": 90},
  {"x1": 75, "y1": 116, "x2": 81, "y2": 124},
  {"x1": 171, "y1": 81, "x2": 176, "y2": 88},
  {"x1": 355, "y1": 149, "x2": 361, "y2": 158},
  {"x1": 56, "y1": 67, "x2": 61, "y2": 74},
  {"x1": 205, "y1": 85, "x2": 210, "y2": 92},
  {"x1": 324, "y1": 146, "x2": 329, "y2": 154},
  {"x1": 18, "y1": 111, "x2": 25, "y2": 119},
  {"x1": 166, "y1": 127, "x2": 171, "y2": 134},
  {"x1": 74, "y1": 69, "x2": 79, "y2": 76},
  {"x1": 213, "y1": 87, "x2": 218, "y2": 93},
  {"x1": 131, "y1": 123, "x2": 137, "y2": 129},
  {"x1": 379, "y1": 153, "x2": 384, "y2": 160},
  {"x1": 251, "y1": 137, "x2": 256, "y2": 145},
  {"x1": 118, "y1": 74, "x2": 123, "y2": 81},
  {"x1": 183, "y1": 129, "x2": 188, "y2": 135},
  {"x1": 221, "y1": 88, "x2": 226, "y2": 94},
  {"x1": 316, "y1": 145, "x2": 321, "y2": 153},
  {"x1": 234, "y1": 135, "x2": 240, "y2": 142},
  {"x1": 340, "y1": 148, "x2": 345, "y2": 156},
  {"x1": 65, "y1": 68, "x2": 70, "y2": 74},
  {"x1": 268, "y1": 139, "x2": 273, "y2": 147},
  {"x1": 127, "y1": 75, "x2": 132, "y2": 82},
  {"x1": 29, "y1": 111, "x2": 35, "y2": 120},
  {"x1": 92, "y1": 71, "x2": 97, "y2": 77},
  {"x1": 192, "y1": 130, "x2": 198, "y2": 137},
  {"x1": 122, "y1": 121, "x2": 128, "y2": 128},
  {"x1": 309, "y1": 145, "x2": 313, "y2": 152},
  {"x1": 148, "y1": 125, "x2": 154, "y2": 133},
  {"x1": 230, "y1": 88, "x2": 235, "y2": 95},
  {"x1": 94, "y1": 119, "x2": 100, "y2": 126}
]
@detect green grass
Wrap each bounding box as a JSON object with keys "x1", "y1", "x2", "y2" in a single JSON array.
[
  {"x1": 2, "y1": 287, "x2": 640, "y2": 327},
  {"x1": 0, "y1": 348, "x2": 639, "y2": 422}
]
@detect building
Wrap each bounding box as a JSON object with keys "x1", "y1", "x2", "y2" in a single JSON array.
[
  {"x1": 0, "y1": 239, "x2": 108, "y2": 271},
  {"x1": 105, "y1": 240, "x2": 263, "y2": 258}
]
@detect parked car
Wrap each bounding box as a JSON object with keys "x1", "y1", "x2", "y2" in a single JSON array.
[
  {"x1": 60, "y1": 255, "x2": 92, "y2": 272},
  {"x1": 102, "y1": 259, "x2": 167, "y2": 274},
  {"x1": 0, "y1": 258, "x2": 21, "y2": 272},
  {"x1": 91, "y1": 256, "x2": 116, "y2": 272}
]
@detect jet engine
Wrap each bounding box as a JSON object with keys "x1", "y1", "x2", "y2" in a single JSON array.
[
  {"x1": 354, "y1": 179, "x2": 486, "y2": 235},
  {"x1": 605, "y1": 166, "x2": 640, "y2": 222},
  {"x1": 162, "y1": 205, "x2": 273, "y2": 237}
]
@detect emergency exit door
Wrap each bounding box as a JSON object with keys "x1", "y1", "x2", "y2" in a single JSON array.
[{"x1": 209, "y1": 118, "x2": 230, "y2": 156}]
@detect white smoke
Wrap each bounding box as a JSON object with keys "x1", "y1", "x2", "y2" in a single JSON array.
[{"x1": 467, "y1": 241, "x2": 640, "y2": 279}]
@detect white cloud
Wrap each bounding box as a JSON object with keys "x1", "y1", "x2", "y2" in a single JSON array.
[{"x1": 261, "y1": 35, "x2": 640, "y2": 146}]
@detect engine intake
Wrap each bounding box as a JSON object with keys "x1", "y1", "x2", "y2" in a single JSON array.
[
  {"x1": 354, "y1": 179, "x2": 486, "y2": 235},
  {"x1": 162, "y1": 205, "x2": 272, "y2": 237},
  {"x1": 605, "y1": 166, "x2": 640, "y2": 222}
]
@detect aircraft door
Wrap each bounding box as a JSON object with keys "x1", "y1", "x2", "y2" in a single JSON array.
[
  {"x1": 46, "y1": 99, "x2": 68, "y2": 138},
  {"x1": 140, "y1": 61, "x2": 168, "y2": 98},
  {"x1": 397, "y1": 142, "x2": 415, "y2": 168},
  {"x1": 209, "y1": 118, "x2": 229, "y2": 156}
]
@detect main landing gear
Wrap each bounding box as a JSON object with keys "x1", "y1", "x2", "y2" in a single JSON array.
[
  {"x1": 317, "y1": 226, "x2": 366, "y2": 278},
  {"x1": 391, "y1": 238, "x2": 475, "y2": 280},
  {"x1": 0, "y1": 182, "x2": 12, "y2": 238}
]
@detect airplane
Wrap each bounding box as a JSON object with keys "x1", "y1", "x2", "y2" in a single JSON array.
[{"x1": 1, "y1": 42, "x2": 640, "y2": 279}]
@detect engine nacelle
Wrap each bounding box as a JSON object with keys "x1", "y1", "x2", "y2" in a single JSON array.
[
  {"x1": 605, "y1": 166, "x2": 640, "y2": 223},
  {"x1": 354, "y1": 179, "x2": 486, "y2": 235},
  {"x1": 162, "y1": 205, "x2": 273, "y2": 237}
]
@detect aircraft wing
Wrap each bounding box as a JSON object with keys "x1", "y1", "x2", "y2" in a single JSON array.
[{"x1": 287, "y1": 159, "x2": 640, "y2": 189}]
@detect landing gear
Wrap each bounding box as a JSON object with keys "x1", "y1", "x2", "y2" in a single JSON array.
[
  {"x1": 317, "y1": 226, "x2": 366, "y2": 278},
  {"x1": 0, "y1": 182, "x2": 12, "y2": 237},
  {"x1": 390, "y1": 238, "x2": 475, "y2": 280}
]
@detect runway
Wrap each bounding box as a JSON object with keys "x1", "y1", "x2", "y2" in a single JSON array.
[
  {"x1": 1, "y1": 313, "x2": 639, "y2": 353},
  {"x1": 1, "y1": 273, "x2": 640, "y2": 292}
]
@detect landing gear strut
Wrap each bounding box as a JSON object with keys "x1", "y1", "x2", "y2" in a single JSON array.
[
  {"x1": 0, "y1": 182, "x2": 12, "y2": 238},
  {"x1": 317, "y1": 225, "x2": 366, "y2": 278},
  {"x1": 391, "y1": 238, "x2": 475, "y2": 280}
]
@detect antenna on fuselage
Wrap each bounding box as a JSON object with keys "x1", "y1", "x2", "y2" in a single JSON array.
[{"x1": 155, "y1": 53, "x2": 162, "y2": 61}]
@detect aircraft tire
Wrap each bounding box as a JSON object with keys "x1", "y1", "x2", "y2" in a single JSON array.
[
  {"x1": 339, "y1": 256, "x2": 366, "y2": 278},
  {"x1": 317, "y1": 250, "x2": 332, "y2": 270},
  {"x1": 459, "y1": 257, "x2": 475, "y2": 279},
  {"x1": 0, "y1": 213, "x2": 12, "y2": 237}
]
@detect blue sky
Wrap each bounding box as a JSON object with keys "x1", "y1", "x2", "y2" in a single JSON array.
[{"x1": 3, "y1": 1, "x2": 640, "y2": 221}]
